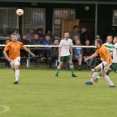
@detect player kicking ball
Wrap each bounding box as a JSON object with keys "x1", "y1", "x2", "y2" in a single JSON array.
[
  {"x1": 55, "y1": 32, "x2": 77, "y2": 77},
  {"x1": 84, "y1": 39, "x2": 115, "y2": 87},
  {"x1": 94, "y1": 36, "x2": 117, "y2": 82},
  {"x1": 3, "y1": 33, "x2": 35, "y2": 84}
]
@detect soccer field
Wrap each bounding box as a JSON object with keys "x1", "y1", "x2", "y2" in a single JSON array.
[{"x1": 0, "y1": 68, "x2": 117, "y2": 117}]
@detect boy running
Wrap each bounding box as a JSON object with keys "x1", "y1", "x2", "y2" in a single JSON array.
[
  {"x1": 84, "y1": 39, "x2": 115, "y2": 87},
  {"x1": 55, "y1": 32, "x2": 77, "y2": 77},
  {"x1": 3, "y1": 33, "x2": 35, "y2": 84}
]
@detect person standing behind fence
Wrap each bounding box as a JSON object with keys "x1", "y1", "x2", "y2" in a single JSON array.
[
  {"x1": 31, "y1": 34, "x2": 42, "y2": 63},
  {"x1": 80, "y1": 27, "x2": 88, "y2": 45},
  {"x1": 55, "y1": 32, "x2": 77, "y2": 77},
  {"x1": 3, "y1": 33, "x2": 35, "y2": 84},
  {"x1": 70, "y1": 25, "x2": 80, "y2": 41},
  {"x1": 27, "y1": 28, "x2": 35, "y2": 43}
]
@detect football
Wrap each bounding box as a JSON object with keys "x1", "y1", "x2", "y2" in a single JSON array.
[{"x1": 16, "y1": 9, "x2": 24, "y2": 16}]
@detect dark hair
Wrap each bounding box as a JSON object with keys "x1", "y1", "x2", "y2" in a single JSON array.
[
  {"x1": 95, "y1": 39, "x2": 103, "y2": 46},
  {"x1": 14, "y1": 29, "x2": 19, "y2": 31},
  {"x1": 85, "y1": 39, "x2": 90, "y2": 42},
  {"x1": 37, "y1": 28, "x2": 42, "y2": 32},
  {"x1": 73, "y1": 25, "x2": 78, "y2": 29}
]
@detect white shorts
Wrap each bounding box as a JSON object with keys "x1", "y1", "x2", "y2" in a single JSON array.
[
  {"x1": 98, "y1": 61, "x2": 111, "y2": 73},
  {"x1": 10, "y1": 57, "x2": 20, "y2": 68}
]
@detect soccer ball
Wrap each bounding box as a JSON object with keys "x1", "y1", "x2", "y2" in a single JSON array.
[{"x1": 16, "y1": 9, "x2": 24, "y2": 16}]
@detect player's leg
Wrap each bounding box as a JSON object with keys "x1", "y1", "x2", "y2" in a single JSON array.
[
  {"x1": 85, "y1": 64, "x2": 101, "y2": 85},
  {"x1": 111, "y1": 63, "x2": 117, "y2": 73},
  {"x1": 101, "y1": 63, "x2": 115, "y2": 87},
  {"x1": 55, "y1": 56, "x2": 64, "y2": 77},
  {"x1": 67, "y1": 55, "x2": 77, "y2": 77},
  {"x1": 14, "y1": 57, "x2": 20, "y2": 84}
]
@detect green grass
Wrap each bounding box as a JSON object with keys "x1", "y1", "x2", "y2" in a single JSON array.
[{"x1": 0, "y1": 68, "x2": 117, "y2": 117}]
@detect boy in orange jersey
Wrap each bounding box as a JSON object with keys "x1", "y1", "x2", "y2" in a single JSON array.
[
  {"x1": 3, "y1": 33, "x2": 35, "y2": 84},
  {"x1": 84, "y1": 39, "x2": 115, "y2": 87}
]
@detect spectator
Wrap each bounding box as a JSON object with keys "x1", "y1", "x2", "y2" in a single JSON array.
[
  {"x1": 27, "y1": 28, "x2": 35, "y2": 43},
  {"x1": 37, "y1": 28, "x2": 45, "y2": 43},
  {"x1": 46, "y1": 29, "x2": 55, "y2": 42},
  {"x1": 73, "y1": 35, "x2": 80, "y2": 45},
  {"x1": 21, "y1": 34, "x2": 30, "y2": 58},
  {"x1": 49, "y1": 39, "x2": 59, "y2": 69},
  {"x1": 104, "y1": 35, "x2": 113, "y2": 44},
  {"x1": 43, "y1": 35, "x2": 52, "y2": 65},
  {"x1": 3, "y1": 35, "x2": 10, "y2": 44},
  {"x1": 11, "y1": 29, "x2": 21, "y2": 41},
  {"x1": 2, "y1": 39, "x2": 10, "y2": 67},
  {"x1": 74, "y1": 39, "x2": 83, "y2": 70},
  {"x1": 70, "y1": 25, "x2": 80, "y2": 41},
  {"x1": 31, "y1": 34, "x2": 42, "y2": 63},
  {"x1": 80, "y1": 27, "x2": 88, "y2": 45},
  {"x1": 96, "y1": 35, "x2": 100, "y2": 39},
  {"x1": 21, "y1": 34, "x2": 30, "y2": 45},
  {"x1": 83, "y1": 40, "x2": 93, "y2": 69}
]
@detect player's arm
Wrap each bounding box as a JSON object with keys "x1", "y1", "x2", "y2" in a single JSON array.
[
  {"x1": 104, "y1": 44, "x2": 115, "y2": 49},
  {"x1": 58, "y1": 47, "x2": 61, "y2": 58},
  {"x1": 70, "y1": 46, "x2": 73, "y2": 57},
  {"x1": 84, "y1": 53, "x2": 98, "y2": 62},
  {"x1": 23, "y1": 47, "x2": 35, "y2": 57},
  {"x1": 3, "y1": 50, "x2": 11, "y2": 62},
  {"x1": 3, "y1": 43, "x2": 11, "y2": 62}
]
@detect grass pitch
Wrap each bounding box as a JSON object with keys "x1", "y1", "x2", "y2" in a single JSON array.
[{"x1": 0, "y1": 68, "x2": 117, "y2": 117}]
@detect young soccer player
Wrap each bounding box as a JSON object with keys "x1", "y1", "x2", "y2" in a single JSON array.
[
  {"x1": 3, "y1": 33, "x2": 35, "y2": 84},
  {"x1": 84, "y1": 39, "x2": 115, "y2": 87},
  {"x1": 95, "y1": 36, "x2": 117, "y2": 82},
  {"x1": 55, "y1": 32, "x2": 77, "y2": 77}
]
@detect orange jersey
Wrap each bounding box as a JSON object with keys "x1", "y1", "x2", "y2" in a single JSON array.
[
  {"x1": 95, "y1": 45, "x2": 112, "y2": 64},
  {"x1": 4, "y1": 41, "x2": 26, "y2": 60}
]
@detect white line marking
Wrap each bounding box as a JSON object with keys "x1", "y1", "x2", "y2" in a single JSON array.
[{"x1": 0, "y1": 105, "x2": 10, "y2": 114}]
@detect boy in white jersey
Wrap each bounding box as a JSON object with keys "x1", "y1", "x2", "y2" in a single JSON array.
[{"x1": 55, "y1": 32, "x2": 77, "y2": 77}]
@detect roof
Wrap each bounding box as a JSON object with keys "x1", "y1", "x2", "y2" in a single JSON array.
[{"x1": 0, "y1": 0, "x2": 117, "y2": 4}]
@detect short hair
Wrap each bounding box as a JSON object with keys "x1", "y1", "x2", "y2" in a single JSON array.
[
  {"x1": 14, "y1": 29, "x2": 19, "y2": 31},
  {"x1": 73, "y1": 25, "x2": 78, "y2": 29},
  {"x1": 95, "y1": 39, "x2": 103, "y2": 46},
  {"x1": 11, "y1": 33, "x2": 16, "y2": 36},
  {"x1": 85, "y1": 39, "x2": 90, "y2": 42},
  {"x1": 37, "y1": 28, "x2": 42, "y2": 32},
  {"x1": 114, "y1": 36, "x2": 117, "y2": 39},
  {"x1": 45, "y1": 34, "x2": 50, "y2": 37},
  {"x1": 64, "y1": 31, "x2": 70, "y2": 34}
]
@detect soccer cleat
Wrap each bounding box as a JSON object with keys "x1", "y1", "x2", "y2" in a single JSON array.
[
  {"x1": 55, "y1": 74, "x2": 58, "y2": 77},
  {"x1": 72, "y1": 74, "x2": 77, "y2": 77},
  {"x1": 14, "y1": 81, "x2": 19, "y2": 84},
  {"x1": 109, "y1": 85, "x2": 115, "y2": 88},
  {"x1": 85, "y1": 81, "x2": 93, "y2": 85}
]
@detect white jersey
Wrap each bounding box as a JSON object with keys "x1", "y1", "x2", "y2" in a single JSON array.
[
  {"x1": 59, "y1": 38, "x2": 73, "y2": 56},
  {"x1": 113, "y1": 43, "x2": 117, "y2": 63}
]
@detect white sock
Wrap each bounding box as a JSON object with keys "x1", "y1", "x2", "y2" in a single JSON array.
[
  {"x1": 15, "y1": 70, "x2": 19, "y2": 82},
  {"x1": 104, "y1": 75, "x2": 114, "y2": 86},
  {"x1": 90, "y1": 72, "x2": 98, "y2": 83}
]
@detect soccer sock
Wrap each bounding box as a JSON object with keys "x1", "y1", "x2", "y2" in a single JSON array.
[
  {"x1": 56, "y1": 66, "x2": 61, "y2": 75},
  {"x1": 104, "y1": 75, "x2": 114, "y2": 86},
  {"x1": 15, "y1": 70, "x2": 19, "y2": 82},
  {"x1": 70, "y1": 65, "x2": 74, "y2": 74},
  {"x1": 91, "y1": 72, "x2": 98, "y2": 83}
]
